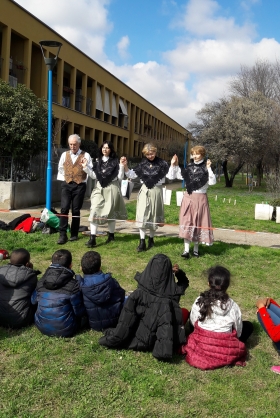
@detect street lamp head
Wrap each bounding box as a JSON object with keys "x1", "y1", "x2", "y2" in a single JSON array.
[{"x1": 39, "y1": 40, "x2": 62, "y2": 71}]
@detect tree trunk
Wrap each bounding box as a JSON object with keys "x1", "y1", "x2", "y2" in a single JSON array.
[
  {"x1": 256, "y1": 160, "x2": 263, "y2": 186},
  {"x1": 222, "y1": 160, "x2": 232, "y2": 187},
  {"x1": 222, "y1": 160, "x2": 245, "y2": 187}
]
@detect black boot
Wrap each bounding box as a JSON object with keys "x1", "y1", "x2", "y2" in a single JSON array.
[
  {"x1": 106, "y1": 233, "x2": 115, "y2": 244},
  {"x1": 137, "y1": 239, "x2": 146, "y2": 252},
  {"x1": 86, "y1": 234, "x2": 96, "y2": 247},
  {"x1": 57, "y1": 232, "x2": 68, "y2": 245},
  {"x1": 147, "y1": 237, "x2": 154, "y2": 249}
]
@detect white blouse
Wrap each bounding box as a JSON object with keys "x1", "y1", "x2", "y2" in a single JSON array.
[{"x1": 190, "y1": 296, "x2": 243, "y2": 337}]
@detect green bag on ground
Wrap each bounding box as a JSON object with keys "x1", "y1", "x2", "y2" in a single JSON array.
[{"x1": 40, "y1": 208, "x2": 60, "y2": 230}]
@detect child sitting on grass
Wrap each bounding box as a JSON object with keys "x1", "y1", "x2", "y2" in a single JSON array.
[
  {"x1": 32, "y1": 249, "x2": 85, "y2": 337},
  {"x1": 77, "y1": 251, "x2": 125, "y2": 331},
  {"x1": 99, "y1": 253, "x2": 189, "y2": 361},
  {"x1": 256, "y1": 297, "x2": 280, "y2": 374},
  {"x1": 180, "y1": 265, "x2": 253, "y2": 370},
  {"x1": 0, "y1": 248, "x2": 40, "y2": 329}
]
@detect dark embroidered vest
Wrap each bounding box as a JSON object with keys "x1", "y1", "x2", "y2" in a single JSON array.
[
  {"x1": 133, "y1": 157, "x2": 169, "y2": 189},
  {"x1": 64, "y1": 151, "x2": 87, "y2": 184},
  {"x1": 92, "y1": 157, "x2": 119, "y2": 188},
  {"x1": 181, "y1": 161, "x2": 208, "y2": 194}
]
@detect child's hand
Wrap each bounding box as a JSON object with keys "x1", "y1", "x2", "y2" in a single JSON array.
[
  {"x1": 172, "y1": 264, "x2": 179, "y2": 273},
  {"x1": 256, "y1": 297, "x2": 270, "y2": 310}
]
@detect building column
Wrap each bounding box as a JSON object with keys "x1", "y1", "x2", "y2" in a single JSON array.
[
  {"x1": 141, "y1": 111, "x2": 145, "y2": 135},
  {"x1": 90, "y1": 128, "x2": 95, "y2": 141},
  {"x1": 129, "y1": 104, "x2": 136, "y2": 156},
  {"x1": 40, "y1": 49, "x2": 48, "y2": 99},
  {"x1": 82, "y1": 73, "x2": 87, "y2": 114},
  {"x1": 1, "y1": 25, "x2": 11, "y2": 82},
  {"x1": 92, "y1": 80, "x2": 97, "y2": 115},
  {"x1": 80, "y1": 125, "x2": 85, "y2": 140},
  {"x1": 68, "y1": 121, "x2": 74, "y2": 137},
  {"x1": 57, "y1": 58, "x2": 64, "y2": 105},
  {"x1": 23, "y1": 38, "x2": 32, "y2": 88},
  {"x1": 70, "y1": 66, "x2": 76, "y2": 109},
  {"x1": 119, "y1": 136, "x2": 124, "y2": 155},
  {"x1": 53, "y1": 118, "x2": 61, "y2": 146}
]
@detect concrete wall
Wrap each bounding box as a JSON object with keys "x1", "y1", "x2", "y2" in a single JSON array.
[{"x1": 0, "y1": 179, "x2": 94, "y2": 210}]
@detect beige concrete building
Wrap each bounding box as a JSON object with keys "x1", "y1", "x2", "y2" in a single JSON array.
[{"x1": 0, "y1": 0, "x2": 188, "y2": 157}]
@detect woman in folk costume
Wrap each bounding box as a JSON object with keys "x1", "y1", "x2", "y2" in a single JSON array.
[
  {"x1": 168, "y1": 145, "x2": 216, "y2": 258},
  {"x1": 81, "y1": 141, "x2": 127, "y2": 247},
  {"x1": 122, "y1": 143, "x2": 169, "y2": 252}
]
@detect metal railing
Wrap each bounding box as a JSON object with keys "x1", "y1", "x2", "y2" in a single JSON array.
[{"x1": 0, "y1": 150, "x2": 65, "y2": 182}]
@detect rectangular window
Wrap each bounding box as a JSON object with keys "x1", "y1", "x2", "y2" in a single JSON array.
[
  {"x1": 104, "y1": 89, "x2": 110, "y2": 115},
  {"x1": 119, "y1": 98, "x2": 128, "y2": 115},
  {"x1": 112, "y1": 94, "x2": 118, "y2": 117},
  {"x1": 96, "y1": 85, "x2": 103, "y2": 111}
]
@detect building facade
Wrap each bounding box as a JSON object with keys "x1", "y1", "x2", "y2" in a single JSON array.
[{"x1": 0, "y1": 0, "x2": 188, "y2": 158}]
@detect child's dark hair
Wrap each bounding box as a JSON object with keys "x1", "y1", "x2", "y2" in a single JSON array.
[
  {"x1": 10, "y1": 248, "x2": 30, "y2": 266},
  {"x1": 52, "y1": 249, "x2": 72, "y2": 268},
  {"x1": 81, "y1": 251, "x2": 101, "y2": 275},
  {"x1": 196, "y1": 265, "x2": 230, "y2": 322}
]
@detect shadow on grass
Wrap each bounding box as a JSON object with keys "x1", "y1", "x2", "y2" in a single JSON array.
[{"x1": 0, "y1": 324, "x2": 32, "y2": 340}]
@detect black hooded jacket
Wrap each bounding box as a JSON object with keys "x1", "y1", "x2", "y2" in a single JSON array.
[
  {"x1": 0, "y1": 264, "x2": 39, "y2": 328},
  {"x1": 99, "y1": 254, "x2": 189, "y2": 360}
]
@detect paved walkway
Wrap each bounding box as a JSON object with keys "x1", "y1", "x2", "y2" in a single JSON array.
[{"x1": 0, "y1": 181, "x2": 279, "y2": 248}]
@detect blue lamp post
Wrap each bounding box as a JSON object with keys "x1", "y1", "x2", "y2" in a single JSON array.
[{"x1": 39, "y1": 40, "x2": 62, "y2": 210}]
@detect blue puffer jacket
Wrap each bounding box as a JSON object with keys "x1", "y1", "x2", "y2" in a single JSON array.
[
  {"x1": 32, "y1": 264, "x2": 85, "y2": 337},
  {"x1": 77, "y1": 271, "x2": 125, "y2": 331}
]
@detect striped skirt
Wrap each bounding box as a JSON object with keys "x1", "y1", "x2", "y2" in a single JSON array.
[
  {"x1": 88, "y1": 180, "x2": 127, "y2": 225},
  {"x1": 179, "y1": 192, "x2": 214, "y2": 244},
  {"x1": 136, "y1": 184, "x2": 164, "y2": 230}
]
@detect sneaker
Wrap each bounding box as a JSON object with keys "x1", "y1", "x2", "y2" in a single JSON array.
[
  {"x1": 271, "y1": 366, "x2": 280, "y2": 374},
  {"x1": 181, "y1": 251, "x2": 190, "y2": 259}
]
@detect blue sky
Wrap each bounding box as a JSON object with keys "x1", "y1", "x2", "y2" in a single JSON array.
[{"x1": 14, "y1": 0, "x2": 280, "y2": 126}]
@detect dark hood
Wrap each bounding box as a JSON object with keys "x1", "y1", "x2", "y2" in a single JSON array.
[
  {"x1": 42, "y1": 265, "x2": 74, "y2": 290},
  {"x1": 0, "y1": 264, "x2": 39, "y2": 288},
  {"x1": 134, "y1": 254, "x2": 178, "y2": 298}
]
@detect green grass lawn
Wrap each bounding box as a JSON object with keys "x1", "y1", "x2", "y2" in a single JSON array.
[{"x1": 0, "y1": 175, "x2": 280, "y2": 418}]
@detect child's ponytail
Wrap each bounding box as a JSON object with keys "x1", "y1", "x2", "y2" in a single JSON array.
[{"x1": 196, "y1": 265, "x2": 231, "y2": 322}]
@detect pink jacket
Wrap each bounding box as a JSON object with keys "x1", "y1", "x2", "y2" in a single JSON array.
[{"x1": 180, "y1": 322, "x2": 247, "y2": 370}]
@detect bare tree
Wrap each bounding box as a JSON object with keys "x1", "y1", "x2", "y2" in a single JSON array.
[{"x1": 229, "y1": 59, "x2": 278, "y2": 101}]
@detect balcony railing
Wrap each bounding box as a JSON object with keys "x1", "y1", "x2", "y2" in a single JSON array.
[
  {"x1": 62, "y1": 96, "x2": 70, "y2": 108},
  {"x1": 51, "y1": 83, "x2": 59, "y2": 103},
  {"x1": 10, "y1": 61, "x2": 26, "y2": 84},
  {"x1": 75, "y1": 94, "x2": 84, "y2": 112}
]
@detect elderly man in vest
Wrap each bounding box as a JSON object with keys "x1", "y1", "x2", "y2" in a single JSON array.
[{"x1": 57, "y1": 134, "x2": 93, "y2": 244}]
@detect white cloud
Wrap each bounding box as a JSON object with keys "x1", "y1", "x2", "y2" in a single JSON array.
[
  {"x1": 117, "y1": 36, "x2": 130, "y2": 59},
  {"x1": 14, "y1": 0, "x2": 112, "y2": 62},
  {"x1": 173, "y1": 0, "x2": 256, "y2": 40}
]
